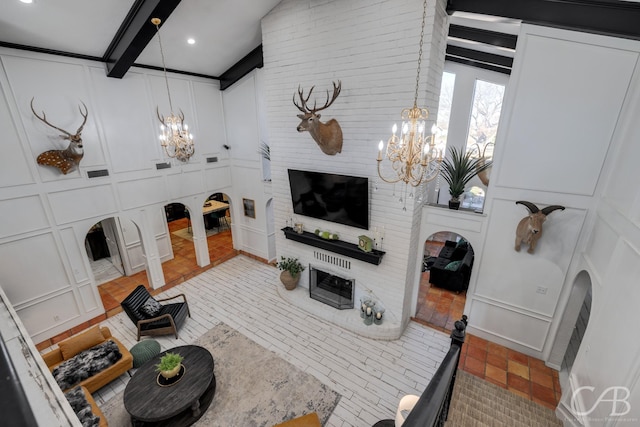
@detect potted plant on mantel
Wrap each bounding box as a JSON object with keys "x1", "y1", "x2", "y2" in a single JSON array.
[
  {"x1": 156, "y1": 352, "x2": 184, "y2": 380},
  {"x1": 277, "y1": 256, "x2": 306, "y2": 290},
  {"x1": 440, "y1": 146, "x2": 493, "y2": 210}
]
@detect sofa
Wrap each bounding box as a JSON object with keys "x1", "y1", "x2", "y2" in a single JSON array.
[
  {"x1": 428, "y1": 240, "x2": 474, "y2": 293},
  {"x1": 43, "y1": 325, "x2": 133, "y2": 393},
  {"x1": 64, "y1": 385, "x2": 108, "y2": 427}
]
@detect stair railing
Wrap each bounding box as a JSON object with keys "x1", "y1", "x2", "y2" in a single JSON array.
[{"x1": 401, "y1": 315, "x2": 468, "y2": 427}]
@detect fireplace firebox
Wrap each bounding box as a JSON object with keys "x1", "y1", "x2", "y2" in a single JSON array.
[{"x1": 309, "y1": 266, "x2": 354, "y2": 309}]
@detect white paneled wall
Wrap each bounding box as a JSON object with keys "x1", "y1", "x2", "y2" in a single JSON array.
[
  {"x1": 262, "y1": 0, "x2": 449, "y2": 338},
  {"x1": 0, "y1": 47, "x2": 243, "y2": 343}
]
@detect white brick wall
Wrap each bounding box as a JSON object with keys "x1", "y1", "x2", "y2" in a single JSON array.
[{"x1": 262, "y1": 0, "x2": 448, "y2": 338}]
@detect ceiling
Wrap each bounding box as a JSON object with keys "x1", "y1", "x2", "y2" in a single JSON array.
[
  {"x1": 2, "y1": 0, "x2": 640, "y2": 83},
  {"x1": 0, "y1": 0, "x2": 282, "y2": 78}
]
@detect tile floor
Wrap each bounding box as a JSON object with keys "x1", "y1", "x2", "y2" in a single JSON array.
[
  {"x1": 97, "y1": 217, "x2": 237, "y2": 315},
  {"x1": 414, "y1": 250, "x2": 561, "y2": 410}
]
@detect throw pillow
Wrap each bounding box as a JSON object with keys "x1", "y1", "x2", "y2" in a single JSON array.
[
  {"x1": 445, "y1": 260, "x2": 462, "y2": 271},
  {"x1": 140, "y1": 297, "x2": 162, "y2": 317},
  {"x1": 59, "y1": 325, "x2": 105, "y2": 361}
]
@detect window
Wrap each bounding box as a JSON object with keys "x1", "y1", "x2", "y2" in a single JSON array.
[{"x1": 433, "y1": 62, "x2": 508, "y2": 212}]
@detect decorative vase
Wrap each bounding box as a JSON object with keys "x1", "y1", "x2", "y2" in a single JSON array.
[
  {"x1": 374, "y1": 314, "x2": 383, "y2": 325},
  {"x1": 448, "y1": 198, "x2": 461, "y2": 210},
  {"x1": 364, "y1": 313, "x2": 373, "y2": 326},
  {"x1": 280, "y1": 271, "x2": 300, "y2": 290},
  {"x1": 160, "y1": 363, "x2": 182, "y2": 380}
]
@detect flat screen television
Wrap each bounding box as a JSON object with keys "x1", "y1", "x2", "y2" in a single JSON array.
[{"x1": 288, "y1": 169, "x2": 369, "y2": 230}]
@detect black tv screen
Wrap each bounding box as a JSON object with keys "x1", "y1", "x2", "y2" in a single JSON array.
[{"x1": 288, "y1": 169, "x2": 369, "y2": 230}]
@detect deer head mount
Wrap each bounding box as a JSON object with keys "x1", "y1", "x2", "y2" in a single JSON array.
[
  {"x1": 293, "y1": 80, "x2": 343, "y2": 155},
  {"x1": 515, "y1": 201, "x2": 565, "y2": 254},
  {"x1": 31, "y1": 98, "x2": 88, "y2": 175}
]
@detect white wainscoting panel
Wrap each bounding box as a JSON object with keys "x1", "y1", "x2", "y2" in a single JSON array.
[
  {"x1": 89, "y1": 67, "x2": 158, "y2": 172},
  {"x1": 222, "y1": 74, "x2": 259, "y2": 160},
  {"x1": 469, "y1": 298, "x2": 550, "y2": 352},
  {"x1": 48, "y1": 184, "x2": 117, "y2": 224},
  {"x1": 17, "y1": 290, "x2": 79, "y2": 337},
  {"x1": 78, "y1": 283, "x2": 100, "y2": 313},
  {"x1": 204, "y1": 166, "x2": 232, "y2": 190},
  {"x1": 496, "y1": 27, "x2": 638, "y2": 195},
  {"x1": 474, "y1": 198, "x2": 584, "y2": 317},
  {"x1": 193, "y1": 81, "x2": 225, "y2": 154},
  {"x1": 166, "y1": 170, "x2": 204, "y2": 199},
  {"x1": 0, "y1": 195, "x2": 49, "y2": 238},
  {"x1": 584, "y1": 215, "x2": 618, "y2": 286},
  {"x1": 58, "y1": 226, "x2": 89, "y2": 283},
  {"x1": 0, "y1": 233, "x2": 71, "y2": 305},
  {"x1": 0, "y1": 72, "x2": 34, "y2": 187},
  {"x1": 2, "y1": 55, "x2": 104, "y2": 180},
  {"x1": 117, "y1": 176, "x2": 166, "y2": 209}
]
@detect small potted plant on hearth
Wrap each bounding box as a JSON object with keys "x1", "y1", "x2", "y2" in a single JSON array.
[
  {"x1": 156, "y1": 352, "x2": 184, "y2": 380},
  {"x1": 277, "y1": 256, "x2": 305, "y2": 290},
  {"x1": 440, "y1": 146, "x2": 493, "y2": 210}
]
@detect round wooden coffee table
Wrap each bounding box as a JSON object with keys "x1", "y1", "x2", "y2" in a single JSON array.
[{"x1": 124, "y1": 345, "x2": 215, "y2": 426}]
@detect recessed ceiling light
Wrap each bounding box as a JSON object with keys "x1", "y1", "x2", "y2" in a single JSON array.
[
  {"x1": 187, "y1": 38, "x2": 196, "y2": 45},
  {"x1": 20, "y1": 0, "x2": 34, "y2": 3}
]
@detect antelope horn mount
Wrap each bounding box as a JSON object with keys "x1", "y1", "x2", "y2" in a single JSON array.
[
  {"x1": 31, "y1": 98, "x2": 88, "y2": 175},
  {"x1": 293, "y1": 80, "x2": 343, "y2": 155},
  {"x1": 514, "y1": 200, "x2": 565, "y2": 254}
]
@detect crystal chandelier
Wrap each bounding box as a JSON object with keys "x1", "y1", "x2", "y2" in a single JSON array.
[
  {"x1": 152, "y1": 18, "x2": 194, "y2": 162},
  {"x1": 377, "y1": 0, "x2": 441, "y2": 188}
]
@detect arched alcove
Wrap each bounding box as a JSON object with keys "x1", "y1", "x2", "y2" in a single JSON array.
[
  {"x1": 550, "y1": 270, "x2": 593, "y2": 382},
  {"x1": 415, "y1": 230, "x2": 475, "y2": 330},
  {"x1": 85, "y1": 216, "x2": 148, "y2": 312}
]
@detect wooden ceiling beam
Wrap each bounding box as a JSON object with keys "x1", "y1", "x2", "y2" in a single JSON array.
[
  {"x1": 446, "y1": 0, "x2": 640, "y2": 40},
  {"x1": 103, "y1": 0, "x2": 182, "y2": 79}
]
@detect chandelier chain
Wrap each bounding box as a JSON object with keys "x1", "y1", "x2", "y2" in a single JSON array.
[
  {"x1": 413, "y1": 0, "x2": 428, "y2": 108},
  {"x1": 154, "y1": 21, "x2": 174, "y2": 113}
]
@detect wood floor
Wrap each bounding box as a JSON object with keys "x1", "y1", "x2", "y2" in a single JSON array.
[{"x1": 40, "y1": 234, "x2": 560, "y2": 425}]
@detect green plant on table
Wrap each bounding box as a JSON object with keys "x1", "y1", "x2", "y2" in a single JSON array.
[
  {"x1": 276, "y1": 256, "x2": 305, "y2": 277},
  {"x1": 156, "y1": 352, "x2": 183, "y2": 372}
]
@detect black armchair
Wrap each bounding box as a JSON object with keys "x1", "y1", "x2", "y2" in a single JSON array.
[{"x1": 120, "y1": 285, "x2": 191, "y2": 341}]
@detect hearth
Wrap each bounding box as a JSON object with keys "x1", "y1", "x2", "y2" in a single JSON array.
[{"x1": 309, "y1": 266, "x2": 354, "y2": 309}]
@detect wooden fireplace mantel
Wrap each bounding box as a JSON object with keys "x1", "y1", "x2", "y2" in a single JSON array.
[{"x1": 281, "y1": 227, "x2": 385, "y2": 265}]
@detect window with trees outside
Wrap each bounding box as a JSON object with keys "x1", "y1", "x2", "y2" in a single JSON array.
[{"x1": 433, "y1": 62, "x2": 508, "y2": 212}]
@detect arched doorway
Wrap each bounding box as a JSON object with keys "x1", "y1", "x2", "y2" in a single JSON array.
[
  {"x1": 415, "y1": 230, "x2": 474, "y2": 330},
  {"x1": 551, "y1": 270, "x2": 592, "y2": 385},
  {"x1": 86, "y1": 216, "x2": 149, "y2": 312}
]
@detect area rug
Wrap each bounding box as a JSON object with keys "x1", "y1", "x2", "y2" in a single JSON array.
[
  {"x1": 100, "y1": 323, "x2": 341, "y2": 426},
  {"x1": 172, "y1": 227, "x2": 221, "y2": 242},
  {"x1": 445, "y1": 370, "x2": 562, "y2": 427}
]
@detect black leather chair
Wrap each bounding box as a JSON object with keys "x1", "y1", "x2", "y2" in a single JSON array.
[{"x1": 120, "y1": 285, "x2": 191, "y2": 341}]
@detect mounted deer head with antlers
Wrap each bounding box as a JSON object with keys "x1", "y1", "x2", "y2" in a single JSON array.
[
  {"x1": 515, "y1": 201, "x2": 565, "y2": 254},
  {"x1": 31, "y1": 98, "x2": 88, "y2": 175},
  {"x1": 293, "y1": 80, "x2": 343, "y2": 155}
]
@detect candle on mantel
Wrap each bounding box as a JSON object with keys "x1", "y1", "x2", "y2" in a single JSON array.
[
  {"x1": 366, "y1": 307, "x2": 372, "y2": 316},
  {"x1": 376, "y1": 312, "x2": 382, "y2": 320}
]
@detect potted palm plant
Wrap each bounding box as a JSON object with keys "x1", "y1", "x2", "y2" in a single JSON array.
[
  {"x1": 440, "y1": 146, "x2": 493, "y2": 210},
  {"x1": 276, "y1": 256, "x2": 305, "y2": 290}
]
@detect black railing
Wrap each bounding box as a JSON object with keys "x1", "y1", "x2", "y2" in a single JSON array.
[
  {"x1": 402, "y1": 315, "x2": 467, "y2": 427},
  {"x1": 374, "y1": 316, "x2": 468, "y2": 427}
]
